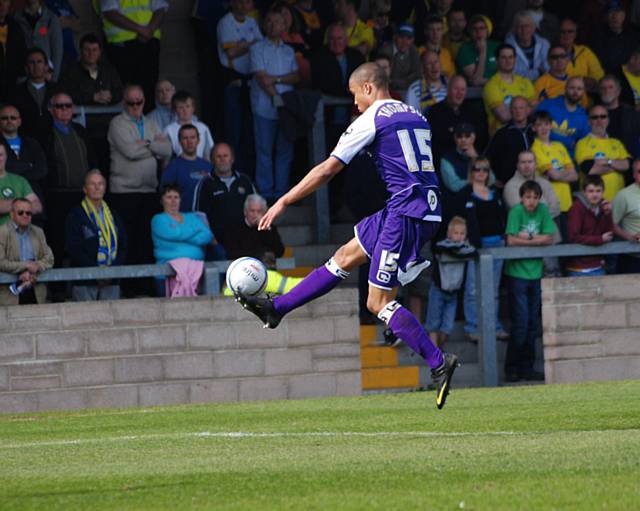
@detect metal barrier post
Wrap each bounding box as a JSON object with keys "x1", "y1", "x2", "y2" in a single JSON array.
[
  {"x1": 308, "y1": 99, "x2": 330, "y2": 244},
  {"x1": 477, "y1": 253, "x2": 498, "y2": 386},
  {"x1": 203, "y1": 267, "x2": 221, "y2": 296}
]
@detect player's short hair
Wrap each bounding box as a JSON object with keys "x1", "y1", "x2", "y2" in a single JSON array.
[
  {"x1": 178, "y1": 123, "x2": 199, "y2": 139},
  {"x1": 350, "y1": 62, "x2": 389, "y2": 90},
  {"x1": 583, "y1": 175, "x2": 605, "y2": 190},
  {"x1": 447, "y1": 216, "x2": 467, "y2": 231},
  {"x1": 519, "y1": 180, "x2": 543, "y2": 198},
  {"x1": 531, "y1": 110, "x2": 553, "y2": 124}
]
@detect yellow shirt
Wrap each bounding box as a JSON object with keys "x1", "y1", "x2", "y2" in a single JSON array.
[
  {"x1": 575, "y1": 134, "x2": 631, "y2": 202},
  {"x1": 346, "y1": 19, "x2": 374, "y2": 55},
  {"x1": 418, "y1": 45, "x2": 456, "y2": 77},
  {"x1": 534, "y1": 73, "x2": 589, "y2": 108},
  {"x1": 622, "y1": 65, "x2": 640, "y2": 106},
  {"x1": 531, "y1": 139, "x2": 575, "y2": 212},
  {"x1": 567, "y1": 45, "x2": 605, "y2": 82},
  {"x1": 483, "y1": 73, "x2": 535, "y2": 135}
]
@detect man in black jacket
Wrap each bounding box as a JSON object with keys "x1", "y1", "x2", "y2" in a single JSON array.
[
  {"x1": 0, "y1": 103, "x2": 47, "y2": 226},
  {"x1": 65, "y1": 170, "x2": 126, "y2": 301},
  {"x1": 194, "y1": 142, "x2": 256, "y2": 247},
  {"x1": 0, "y1": 1, "x2": 27, "y2": 101},
  {"x1": 600, "y1": 74, "x2": 640, "y2": 161}
]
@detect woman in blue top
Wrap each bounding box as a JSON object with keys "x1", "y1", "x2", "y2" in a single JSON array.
[{"x1": 151, "y1": 184, "x2": 213, "y2": 265}]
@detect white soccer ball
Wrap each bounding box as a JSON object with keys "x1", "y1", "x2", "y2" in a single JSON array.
[{"x1": 226, "y1": 257, "x2": 268, "y2": 296}]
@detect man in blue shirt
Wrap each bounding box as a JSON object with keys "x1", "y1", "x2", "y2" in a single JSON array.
[
  {"x1": 249, "y1": 9, "x2": 299, "y2": 202},
  {"x1": 160, "y1": 124, "x2": 212, "y2": 211},
  {"x1": 536, "y1": 75, "x2": 589, "y2": 157}
]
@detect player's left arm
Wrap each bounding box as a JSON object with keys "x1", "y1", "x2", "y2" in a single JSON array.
[{"x1": 258, "y1": 157, "x2": 344, "y2": 231}]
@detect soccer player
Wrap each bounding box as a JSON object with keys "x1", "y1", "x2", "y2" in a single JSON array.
[{"x1": 235, "y1": 62, "x2": 459, "y2": 409}]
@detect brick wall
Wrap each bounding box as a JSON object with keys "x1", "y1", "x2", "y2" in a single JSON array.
[
  {"x1": 0, "y1": 289, "x2": 361, "y2": 413},
  {"x1": 542, "y1": 275, "x2": 640, "y2": 384}
]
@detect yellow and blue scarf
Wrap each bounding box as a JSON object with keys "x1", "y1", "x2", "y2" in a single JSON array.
[{"x1": 81, "y1": 198, "x2": 118, "y2": 266}]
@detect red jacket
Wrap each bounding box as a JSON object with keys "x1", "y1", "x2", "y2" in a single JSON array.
[{"x1": 567, "y1": 194, "x2": 614, "y2": 271}]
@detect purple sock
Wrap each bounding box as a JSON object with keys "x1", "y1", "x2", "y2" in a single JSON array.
[
  {"x1": 273, "y1": 259, "x2": 349, "y2": 316},
  {"x1": 380, "y1": 301, "x2": 443, "y2": 369}
]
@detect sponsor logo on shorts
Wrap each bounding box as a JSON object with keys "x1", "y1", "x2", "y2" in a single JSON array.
[{"x1": 377, "y1": 270, "x2": 391, "y2": 284}]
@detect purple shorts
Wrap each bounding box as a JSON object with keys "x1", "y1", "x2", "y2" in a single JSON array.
[{"x1": 354, "y1": 208, "x2": 439, "y2": 290}]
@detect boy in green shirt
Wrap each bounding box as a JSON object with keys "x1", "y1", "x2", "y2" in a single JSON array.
[{"x1": 504, "y1": 180, "x2": 556, "y2": 382}]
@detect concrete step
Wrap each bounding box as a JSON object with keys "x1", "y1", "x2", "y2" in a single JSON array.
[
  {"x1": 279, "y1": 223, "x2": 353, "y2": 247},
  {"x1": 288, "y1": 243, "x2": 342, "y2": 267},
  {"x1": 274, "y1": 205, "x2": 313, "y2": 226}
]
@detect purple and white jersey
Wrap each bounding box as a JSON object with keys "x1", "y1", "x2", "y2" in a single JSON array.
[{"x1": 331, "y1": 99, "x2": 441, "y2": 221}]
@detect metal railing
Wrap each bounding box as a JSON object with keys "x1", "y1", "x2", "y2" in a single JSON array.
[
  {"x1": 473, "y1": 241, "x2": 640, "y2": 387},
  {"x1": 0, "y1": 258, "x2": 295, "y2": 296}
]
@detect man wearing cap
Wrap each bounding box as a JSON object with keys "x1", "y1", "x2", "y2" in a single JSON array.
[
  {"x1": 456, "y1": 14, "x2": 499, "y2": 87},
  {"x1": 592, "y1": 2, "x2": 640, "y2": 75},
  {"x1": 380, "y1": 24, "x2": 421, "y2": 96},
  {"x1": 482, "y1": 43, "x2": 536, "y2": 135}
]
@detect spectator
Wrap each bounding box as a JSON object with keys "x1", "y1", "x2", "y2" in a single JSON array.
[
  {"x1": 530, "y1": 110, "x2": 578, "y2": 233},
  {"x1": 160, "y1": 124, "x2": 212, "y2": 211},
  {"x1": 599, "y1": 74, "x2": 640, "y2": 158},
  {"x1": 291, "y1": 0, "x2": 322, "y2": 51},
  {"x1": 439, "y1": 122, "x2": 479, "y2": 203},
  {"x1": 442, "y1": 6, "x2": 467, "y2": 61},
  {"x1": 0, "y1": 197, "x2": 53, "y2": 305},
  {"x1": 0, "y1": 144, "x2": 42, "y2": 225},
  {"x1": 380, "y1": 24, "x2": 421, "y2": 96},
  {"x1": 311, "y1": 23, "x2": 364, "y2": 146},
  {"x1": 575, "y1": 104, "x2": 631, "y2": 202},
  {"x1": 618, "y1": 47, "x2": 640, "y2": 109},
  {"x1": 249, "y1": 9, "x2": 299, "y2": 203},
  {"x1": 43, "y1": 0, "x2": 80, "y2": 72},
  {"x1": 0, "y1": 103, "x2": 47, "y2": 217},
  {"x1": 409, "y1": 0, "x2": 453, "y2": 48},
  {"x1": 151, "y1": 184, "x2": 213, "y2": 296},
  {"x1": 45, "y1": 92, "x2": 98, "y2": 263},
  {"x1": 14, "y1": 0, "x2": 62, "y2": 82},
  {"x1": 450, "y1": 156, "x2": 508, "y2": 342},
  {"x1": 65, "y1": 170, "x2": 126, "y2": 301},
  {"x1": 404, "y1": 49, "x2": 447, "y2": 114},
  {"x1": 223, "y1": 193, "x2": 284, "y2": 261},
  {"x1": 0, "y1": 0, "x2": 27, "y2": 101},
  {"x1": 535, "y1": 44, "x2": 574, "y2": 104},
  {"x1": 558, "y1": 17, "x2": 604, "y2": 94},
  {"x1": 60, "y1": 33, "x2": 123, "y2": 108},
  {"x1": 99, "y1": 0, "x2": 169, "y2": 111},
  {"x1": 612, "y1": 159, "x2": 640, "y2": 272},
  {"x1": 566, "y1": 174, "x2": 615, "y2": 276},
  {"x1": 426, "y1": 216, "x2": 475, "y2": 348},
  {"x1": 194, "y1": 141, "x2": 256, "y2": 246},
  {"x1": 148, "y1": 79, "x2": 175, "y2": 132},
  {"x1": 536, "y1": 76, "x2": 589, "y2": 157},
  {"x1": 107, "y1": 84, "x2": 171, "y2": 283},
  {"x1": 333, "y1": 0, "x2": 374, "y2": 58},
  {"x1": 504, "y1": 10, "x2": 550, "y2": 82},
  {"x1": 217, "y1": 0, "x2": 262, "y2": 171},
  {"x1": 164, "y1": 90, "x2": 214, "y2": 161},
  {"x1": 456, "y1": 14, "x2": 498, "y2": 87},
  {"x1": 484, "y1": 96, "x2": 534, "y2": 190},
  {"x1": 525, "y1": 0, "x2": 560, "y2": 44},
  {"x1": 503, "y1": 150, "x2": 562, "y2": 224},
  {"x1": 592, "y1": 2, "x2": 640, "y2": 75},
  {"x1": 504, "y1": 180, "x2": 555, "y2": 382},
  {"x1": 366, "y1": 0, "x2": 392, "y2": 54},
  {"x1": 274, "y1": 1, "x2": 311, "y2": 88},
  {"x1": 420, "y1": 15, "x2": 455, "y2": 78},
  {"x1": 428, "y1": 74, "x2": 487, "y2": 168},
  {"x1": 482, "y1": 43, "x2": 536, "y2": 136},
  {"x1": 9, "y1": 47, "x2": 56, "y2": 149}
]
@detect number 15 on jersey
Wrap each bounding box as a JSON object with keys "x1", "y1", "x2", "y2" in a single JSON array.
[{"x1": 397, "y1": 128, "x2": 435, "y2": 173}]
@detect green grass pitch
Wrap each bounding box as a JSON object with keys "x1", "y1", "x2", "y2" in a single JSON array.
[{"x1": 1, "y1": 380, "x2": 639, "y2": 510}]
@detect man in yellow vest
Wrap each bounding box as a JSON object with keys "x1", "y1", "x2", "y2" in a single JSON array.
[{"x1": 98, "y1": 0, "x2": 169, "y2": 111}]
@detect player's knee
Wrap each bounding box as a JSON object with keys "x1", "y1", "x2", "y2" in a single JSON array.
[{"x1": 366, "y1": 295, "x2": 386, "y2": 315}]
